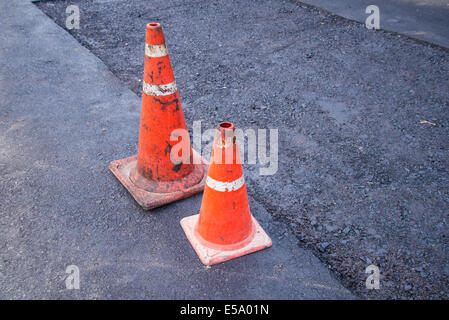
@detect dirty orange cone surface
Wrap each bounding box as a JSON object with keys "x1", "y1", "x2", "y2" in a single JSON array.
[
  {"x1": 109, "y1": 23, "x2": 207, "y2": 209},
  {"x1": 180, "y1": 122, "x2": 272, "y2": 265}
]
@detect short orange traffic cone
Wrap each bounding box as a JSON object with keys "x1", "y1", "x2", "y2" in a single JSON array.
[
  {"x1": 109, "y1": 23, "x2": 207, "y2": 209},
  {"x1": 180, "y1": 122, "x2": 272, "y2": 265}
]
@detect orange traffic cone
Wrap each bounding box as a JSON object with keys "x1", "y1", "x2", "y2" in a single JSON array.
[
  {"x1": 180, "y1": 122, "x2": 272, "y2": 265},
  {"x1": 109, "y1": 23, "x2": 207, "y2": 209}
]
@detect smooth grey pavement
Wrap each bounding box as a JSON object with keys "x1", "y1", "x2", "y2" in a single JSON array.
[
  {"x1": 299, "y1": 0, "x2": 449, "y2": 48},
  {"x1": 0, "y1": 0, "x2": 354, "y2": 299}
]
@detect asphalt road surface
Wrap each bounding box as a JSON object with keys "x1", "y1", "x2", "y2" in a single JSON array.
[
  {"x1": 300, "y1": 0, "x2": 449, "y2": 48},
  {"x1": 0, "y1": 0, "x2": 355, "y2": 299},
  {"x1": 3, "y1": 0, "x2": 449, "y2": 299}
]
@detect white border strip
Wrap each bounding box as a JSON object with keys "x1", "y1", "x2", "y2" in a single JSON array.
[
  {"x1": 145, "y1": 43, "x2": 169, "y2": 58},
  {"x1": 143, "y1": 80, "x2": 177, "y2": 96},
  {"x1": 206, "y1": 175, "x2": 245, "y2": 192}
]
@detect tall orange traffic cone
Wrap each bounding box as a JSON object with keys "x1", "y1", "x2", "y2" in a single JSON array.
[
  {"x1": 180, "y1": 122, "x2": 272, "y2": 265},
  {"x1": 109, "y1": 23, "x2": 207, "y2": 209}
]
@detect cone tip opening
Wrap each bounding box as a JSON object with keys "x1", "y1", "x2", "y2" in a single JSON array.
[
  {"x1": 146, "y1": 22, "x2": 161, "y2": 29},
  {"x1": 219, "y1": 122, "x2": 234, "y2": 130},
  {"x1": 145, "y1": 22, "x2": 165, "y2": 45},
  {"x1": 218, "y1": 122, "x2": 235, "y2": 141}
]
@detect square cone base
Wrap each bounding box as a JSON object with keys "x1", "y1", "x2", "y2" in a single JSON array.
[
  {"x1": 109, "y1": 149, "x2": 208, "y2": 210},
  {"x1": 180, "y1": 214, "x2": 272, "y2": 266}
]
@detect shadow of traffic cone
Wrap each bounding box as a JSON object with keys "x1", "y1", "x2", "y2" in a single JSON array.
[
  {"x1": 180, "y1": 122, "x2": 272, "y2": 265},
  {"x1": 109, "y1": 23, "x2": 207, "y2": 210}
]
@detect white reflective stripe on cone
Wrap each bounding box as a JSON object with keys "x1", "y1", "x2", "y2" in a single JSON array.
[
  {"x1": 145, "y1": 43, "x2": 169, "y2": 58},
  {"x1": 206, "y1": 175, "x2": 245, "y2": 192},
  {"x1": 143, "y1": 80, "x2": 177, "y2": 96}
]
